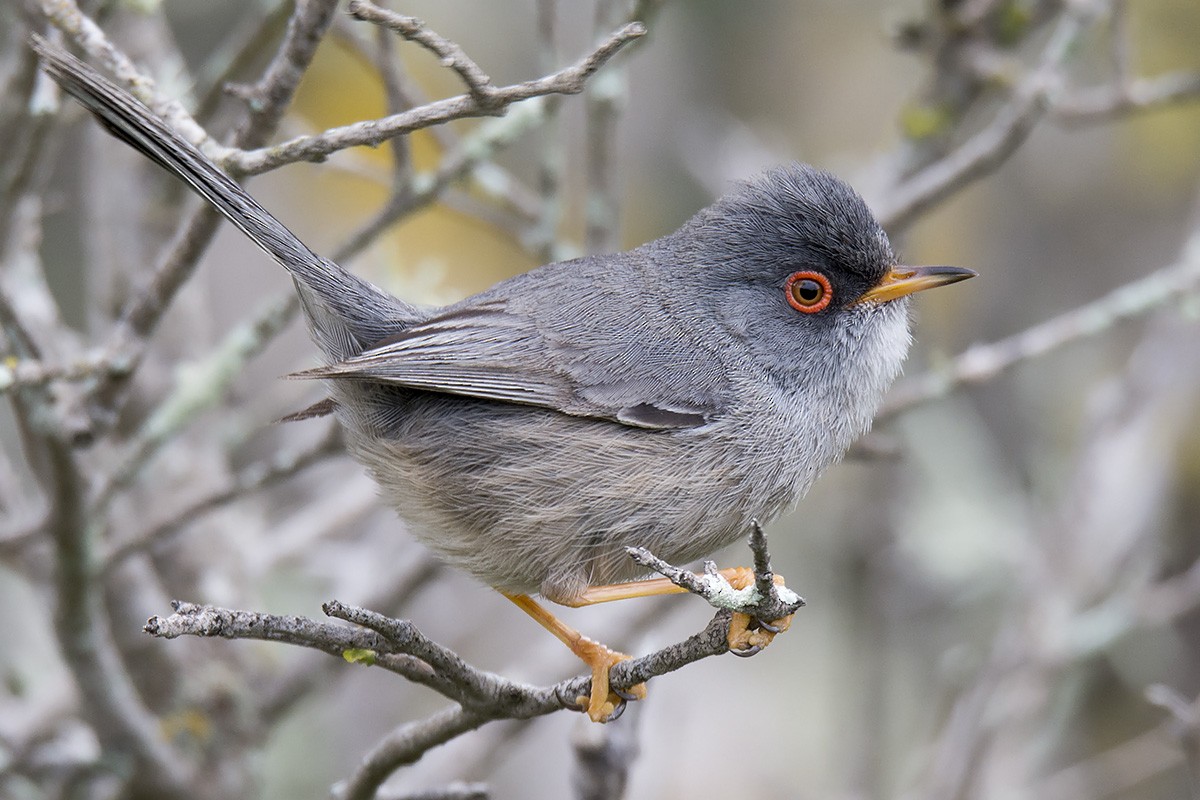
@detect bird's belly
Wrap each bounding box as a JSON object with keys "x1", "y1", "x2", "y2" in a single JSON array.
[{"x1": 339, "y1": 388, "x2": 816, "y2": 603}]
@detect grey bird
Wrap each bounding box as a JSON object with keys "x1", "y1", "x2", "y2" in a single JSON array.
[{"x1": 33, "y1": 37, "x2": 975, "y2": 722}]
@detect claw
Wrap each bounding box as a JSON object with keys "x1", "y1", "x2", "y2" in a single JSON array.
[
  {"x1": 755, "y1": 618, "x2": 783, "y2": 634},
  {"x1": 606, "y1": 696, "x2": 628, "y2": 722},
  {"x1": 612, "y1": 685, "x2": 641, "y2": 702},
  {"x1": 730, "y1": 643, "x2": 762, "y2": 658}
]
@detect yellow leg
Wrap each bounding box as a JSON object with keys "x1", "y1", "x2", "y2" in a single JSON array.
[
  {"x1": 504, "y1": 593, "x2": 647, "y2": 723},
  {"x1": 568, "y1": 567, "x2": 794, "y2": 653}
]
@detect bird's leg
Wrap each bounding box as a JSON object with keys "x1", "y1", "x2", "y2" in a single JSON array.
[
  {"x1": 571, "y1": 567, "x2": 794, "y2": 655},
  {"x1": 503, "y1": 593, "x2": 646, "y2": 723}
]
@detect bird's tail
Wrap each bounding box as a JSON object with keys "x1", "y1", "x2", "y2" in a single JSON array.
[{"x1": 31, "y1": 35, "x2": 415, "y2": 360}]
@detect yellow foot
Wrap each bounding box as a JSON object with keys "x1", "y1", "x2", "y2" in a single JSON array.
[
  {"x1": 574, "y1": 637, "x2": 647, "y2": 723},
  {"x1": 723, "y1": 567, "x2": 794, "y2": 655}
]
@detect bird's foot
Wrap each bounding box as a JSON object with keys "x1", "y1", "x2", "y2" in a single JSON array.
[
  {"x1": 722, "y1": 566, "x2": 794, "y2": 656},
  {"x1": 572, "y1": 637, "x2": 647, "y2": 722}
]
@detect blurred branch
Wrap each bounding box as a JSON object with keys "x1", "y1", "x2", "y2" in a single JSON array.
[
  {"x1": 571, "y1": 710, "x2": 640, "y2": 800},
  {"x1": 231, "y1": 0, "x2": 340, "y2": 151},
  {"x1": 0, "y1": 351, "x2": 130, "y2": 395},
  {"x1": 35, "y1": 428, "x2": 194, "y2": 797},
  {"x1": 91, "y1": 292, "x2": 299, "y2": 514},
  {"x1": 334, "y1": 98, "x2": 557, "y2": 263},
  {"x1": 376, "y1": 783, "x2": 490, "y2": 800},
  {"x1": 338, "y1": 708, "x2": 492, "y2": 800},
  {"x1": 1035, "y1": 689, "x2": 1200, "y2": 800},
  {"x1": 879, "y1": 0, "x2": 1102, "y2": 231},
  {"x1": 98, "y1": 422, "x2": 343, "y2": 576},
  {"x1": 193, "y1": 1, "x2": 293, "y2": 124},
  {"x1": 882, "y1": 229, "x2": 1200, "y2": 417},
  {"x1": 37, "y1": 0, "x2": 214, "y2": 151},
  {"x1": 1052, "y1": 70, "x2": 1200, "y2": 124}
]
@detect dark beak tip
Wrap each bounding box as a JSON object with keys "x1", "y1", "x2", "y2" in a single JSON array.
[{"x1": 926, "y1": 265, "x2": 978, "y2": 280}]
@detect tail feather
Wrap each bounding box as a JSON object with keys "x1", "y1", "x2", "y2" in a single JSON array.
[{"x1": 31, "y1": 35, "x2": 416, "y2": 359}]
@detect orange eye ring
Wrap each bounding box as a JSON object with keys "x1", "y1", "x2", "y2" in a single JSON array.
[{"x1": 785, "y1": 270, "x2": 832, "y2": 313}]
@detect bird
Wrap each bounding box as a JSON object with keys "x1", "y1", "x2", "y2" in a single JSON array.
[{"x1": 33, "y1": 36, "x2": 975, "y2": 723}]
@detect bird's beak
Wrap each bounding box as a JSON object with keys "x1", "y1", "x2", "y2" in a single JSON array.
[{"x1": 855, "y1": 264, "x2": 977, "y2": 305}]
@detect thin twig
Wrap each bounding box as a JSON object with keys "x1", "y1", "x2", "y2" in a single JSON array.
[
  {"x1": 222, "y1": 21, "x2": 646, "y2": 176},
  {"x1": 233, "y1": 0, "x2": 340, "y2": 151},
  {"x1": 348, "y1": 1, "x2": 501, "y2": 110},
  {"x1": 626, "y1": 524, "x2": 805, "y2": 625},
  {"x1": 337, "y1": 707, "x2": 492, "y2": 800},
  {"x1": 98, "y1": 423, "x2": 343, "y2": 576}
]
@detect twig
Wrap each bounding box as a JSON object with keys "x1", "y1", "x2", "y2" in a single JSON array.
[
  {"x1": 37, "y1": 0, "x2": 217, "y2": 154},
  {"x1": 877, "y1": 0, "x2": 1102, "y2": 231},
  {"x1": 626, "y1": 522, "x2": 805, "y2": 625},
  {"x1": 881, "y1": 230, "x2": 1200, "y2": 417},
  {"x1": 337, "y1": 708, "x2": 492, "y2": 800},
  {"x1": 222, "y1": 20, "x2": 646, "y2": 176},
  {"x1": 99, "y1": 422, "x2": 342, "y2": 576},
  {"x1": 233, "y1": 0, "x2": 340, "y2": 150},
  {"x1": 1052, "y1": 70, "x2": 1200, "y2": 124},
  {"x1": 348, "y1": 1, "x2": 501, "y2": 111}
]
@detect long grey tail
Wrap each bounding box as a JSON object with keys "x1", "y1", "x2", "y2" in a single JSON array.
[{"x1": 31, "y1": 36, "x2": 416, "y2": 360}]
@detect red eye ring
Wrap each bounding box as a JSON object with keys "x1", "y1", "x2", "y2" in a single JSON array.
[{"x1": 785, "y1": 270, "x2": 832, "y2": 313}]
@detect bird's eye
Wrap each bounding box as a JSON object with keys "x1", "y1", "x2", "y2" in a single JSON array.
[{"x1": 785, "y1": 270, "x2": 832, "y2": 313}]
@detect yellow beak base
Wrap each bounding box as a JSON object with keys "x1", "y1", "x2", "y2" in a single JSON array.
[{"x1": 855, "y1": 265, "x2": 977, "y2": 305}]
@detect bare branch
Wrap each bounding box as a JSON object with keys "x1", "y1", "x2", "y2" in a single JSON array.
[
  {"x1": 233, "y1": 0, "x2": 340, "y2": 150},
  {"x1": 99, "y1": 423, "x2": 343, "y2": 576},
  {"x1": 222, "y1": 20, "x2": 646, "y2": 176},
  {"x1": 37, "y1": 0, "x2": 218, "y2": 154},
  {"x1": 882, "y1": 230, "x2": 1200, "y2": 417},
  {"x1": 878, "y1": 1, "x2": 1103, "y2": 231},
  {"x1": 626, "y1": 523, "x2": 805, "y2": 626},
  {"x1": 1052, "y1": 70, "x2": 1200, "y2": 124},
  {"x1": 348, "y1": 1, "x2": 501, "y2": 110}
]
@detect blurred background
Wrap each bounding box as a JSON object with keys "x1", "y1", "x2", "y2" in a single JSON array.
[{"x1": 2, "y1": 1, "x2": 1199, "y2": 798}]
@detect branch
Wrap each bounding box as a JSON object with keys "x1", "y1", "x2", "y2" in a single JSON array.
[
  {"x1": 1052, "y1": 70, "x2": 1200, "y2": 125},
  {"x1": 348, "y1": 1, "x2": 501, "y2": 110},
  {"x1": 233, "y1": 0, "x2": 340, "y2": 150},
  {"x1": 140, "y1": 529, "x2": 796, "y2": 791},
  {"x1": 221, "y1": 20, "x2": 646, "y2": 175},
  {"x1": 0, "y1": 351, "x2": 130, "y2": 395},
  {"x1": 627, "y1": 522, "x2": 805, "y2": 627},
  {"x1": 877, "y1": 0, "x2": 1102, "y2": 231},
  {"x1": 881, "y1": 230, "x2": 1200, "y2": 417},
  {"x1": 337, "y1": 707, "x2": 491, "y2": 800},
  {"x1": 99, "y1": 423, "x2": 343, "y2": 576}
]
